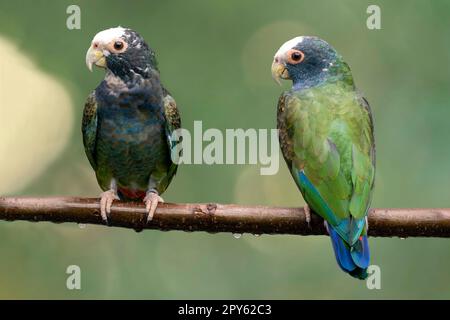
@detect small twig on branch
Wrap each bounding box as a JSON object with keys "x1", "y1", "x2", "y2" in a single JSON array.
[{"x1": 0, "y1": 197, "x2": 449, "y2": 238}]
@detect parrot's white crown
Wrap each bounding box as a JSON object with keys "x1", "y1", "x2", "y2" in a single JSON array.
[
  {"x1": 274, "y1": 36, "x2": 304, "y2": 58},
  {"x1": 92, "y1": 27, "x2": 127, "y2": 45}
]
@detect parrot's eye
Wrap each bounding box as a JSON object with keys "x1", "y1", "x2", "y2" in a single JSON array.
[
  {"x1": 287, "y1": 49, "x2": 305, "y2": 64},
  {"x1": 291, "y1": 52, "x2": 302, "y2": 61},
  {"x1": 114, "y1": 41, "x2": 124, "y2": 50},
  {"x1": 108, "y1": 40, "x2": 127, "y2": 53}
]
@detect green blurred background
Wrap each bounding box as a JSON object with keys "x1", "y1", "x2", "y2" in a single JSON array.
[{"x1": 0, "y1": 0, "x2": 450, "y2": 299}]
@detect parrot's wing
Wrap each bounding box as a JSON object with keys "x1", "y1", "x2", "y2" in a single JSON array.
[
  {"x1": 82, "y1": 91, "x2": 98, "y2": 170},
  {"x1": 278, "y1": 91, "x2": 374, "y2": 245},
  {"x1": 278, "y1": 91, "x2": 349, "y2": 226},
  {"x1": 349, "y1": 95, "x2": 375, "y2": 220},
  {"x1": 162, "y1": 87, "x2": 181, "y2": 178}
]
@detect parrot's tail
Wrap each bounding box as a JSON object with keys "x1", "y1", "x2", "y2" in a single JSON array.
[{"x1": 325, "y1": 221, "x2": 370, "y2": 280}]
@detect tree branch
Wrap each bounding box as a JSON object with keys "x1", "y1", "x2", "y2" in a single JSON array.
[{"x1": 0, "y1": 197, "x2": 449, "y2": 237}]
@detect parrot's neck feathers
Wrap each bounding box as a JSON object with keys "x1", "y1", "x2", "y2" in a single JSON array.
[
  {"x1": 106, "y1": 61, "x2": 157, "y2": 84},
  {"x1": 292, "y1": 60, "x2": 354, "y2": 91},
  {"x1": 104, "y1": 65, "x2": 159, "y2": 90}
]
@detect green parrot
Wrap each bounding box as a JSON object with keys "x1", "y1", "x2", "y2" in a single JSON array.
[
  {"x1": 271, "y1": 36, "x2": 375, "y2": 279},
  {"x1": 83, "y1": 27, "x2": 180, "y2": 224}
]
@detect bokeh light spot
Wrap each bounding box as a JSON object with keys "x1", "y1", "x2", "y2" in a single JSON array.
[{"x1": 0, "y1": 36, "x2": 73, "y2": 194}]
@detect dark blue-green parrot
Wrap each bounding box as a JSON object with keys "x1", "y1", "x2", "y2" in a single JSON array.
[
  {"x1": 83, "y1": 27, "x2": 180, "y2": 223},
  {"x1": 272, "y1": 36, "x2": 375, "y2": 279}
]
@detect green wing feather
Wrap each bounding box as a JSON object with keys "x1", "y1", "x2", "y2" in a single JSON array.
[
  {"x1": 162, "y1": 87, "x2": 181, "y2": 144},
  {"x1": 81, "y1": 91, "x2": 98, "y2": 170},
  {"x1": 152, "y1": 87, "x2": 181, "y2": 192},
  {"x1": 278, "y1": 83, "x2": 375, "y2": 245},
  {"x1": 349, "y1": 95, "x2": 375, "y2": 220}
]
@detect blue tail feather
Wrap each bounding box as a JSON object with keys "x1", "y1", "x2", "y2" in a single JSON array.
[
  {"x1": 351, "y1": 233, "x2": 370, "y2": 269},
  {"x1": 326, "y1": 222, "x2": 370, "y2": 280}
]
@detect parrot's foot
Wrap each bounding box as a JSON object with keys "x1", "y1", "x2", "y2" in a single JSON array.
[
  {"x1": 143, "y1": 189, "x2": 164, "y2": 222},
  {"x1": 304, "y1": 204, "x2": 311, "y2": 227},
  {"x1": 99, "y1": 190, "x2": 120, "y2": 223}
]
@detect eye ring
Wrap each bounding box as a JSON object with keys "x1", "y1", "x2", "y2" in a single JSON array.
[{"x1": 287, "y1": 49, "x2": 305, "y2": 64}]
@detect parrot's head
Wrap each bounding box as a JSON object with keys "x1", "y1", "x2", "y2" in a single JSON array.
[
  {"x1": 86, "y1": 27, "x2": 158, "y2": 78},
  {"x1": 271, "y1": 36, "x2": 348, "y2": 87}
]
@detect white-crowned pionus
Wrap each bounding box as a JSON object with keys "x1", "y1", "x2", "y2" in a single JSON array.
[
  {"x1": 83, "y1": 27, "x2": 181, "y2": 224},
  {"x1": 272, "y1": 36, "x2": 375, "y2": 279}
]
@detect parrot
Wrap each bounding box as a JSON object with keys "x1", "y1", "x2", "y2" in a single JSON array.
[
  {"x1": 83, "y1": 27, "x2": 181, "y2": 224},
  {"x1": 271, "y1": 36, "x2": 375, "y2": 279}
]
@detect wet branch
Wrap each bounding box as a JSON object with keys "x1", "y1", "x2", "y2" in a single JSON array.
[{"x1": 0, "y1": 197, "x2": 449, "y2": 238}]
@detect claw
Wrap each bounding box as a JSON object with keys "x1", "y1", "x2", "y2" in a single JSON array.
[
  {"x1": 304, "y1": 204, "x2": 311, "y2": 227},
  {"x1": 143, "y1": 190, "x2": 164, "y2": 222},
  {"x1": 99, "y1": 190, "x2": 119, "y2": 223}
]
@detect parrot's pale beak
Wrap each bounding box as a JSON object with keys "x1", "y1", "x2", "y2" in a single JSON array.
[
  {"x1": 271, "y1": 59, "x2": 290, "y2": 85},
  {"x1": 86, "y1": 46, "x2": 107, "y2": 72}
]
